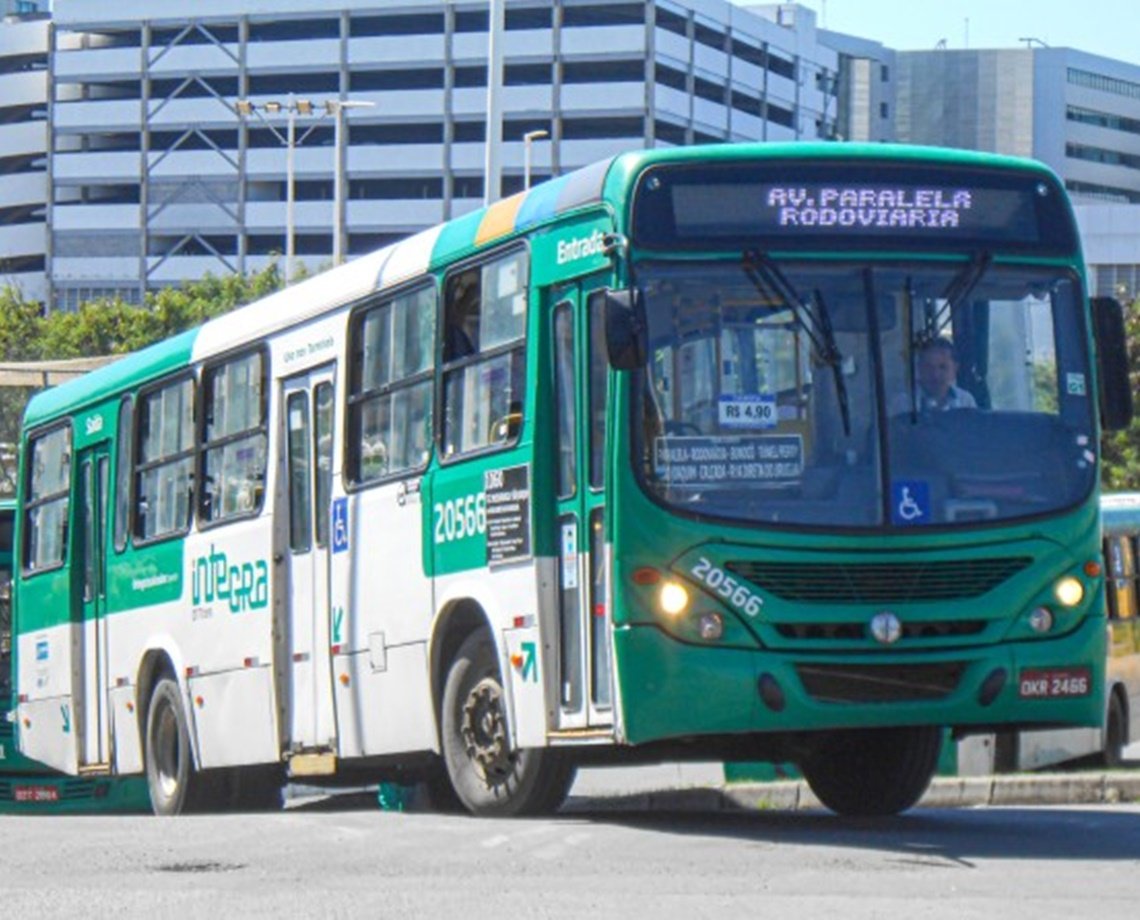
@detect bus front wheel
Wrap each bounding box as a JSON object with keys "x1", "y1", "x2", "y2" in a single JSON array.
[
  {"x1": 144, "y1": 677, "x2": 213, "y2": 816},
  {"x1": 440, "y1": 632, "x2": 575, "y2": 817},
  {"x1": 800, "y1": 726, "x2": 942, "y2": 817},
  {"x1": 1100, "y1": 694, "x2": 1126, "y2": 769}
]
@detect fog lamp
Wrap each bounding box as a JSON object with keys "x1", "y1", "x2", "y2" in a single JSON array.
[
  {"x1": 1053, "y1": 576, "x2": 1084, "y2": 608},
  {"x1": 697, "y1": 612, "x2": 724, "y2": 641},
  {"x1": 659, "y1": 581, "x2": 690, "y2": 616},
  {"x1": 1027, "y1": 606, "x2": 1054, "y2": 634}
]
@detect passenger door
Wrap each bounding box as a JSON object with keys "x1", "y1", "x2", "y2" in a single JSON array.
[
  {"x1": 76, "y1": 445, "x2": 111, "y2": 768},
  {"x1": 281, "y1": 367, "x2": 337, "y2": 752},
  {"x1": 551, "y1": 280, "x2": 613, "y2": 730}
]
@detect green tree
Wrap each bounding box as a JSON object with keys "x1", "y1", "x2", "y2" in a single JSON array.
[
  {"x1": 0, "y1": 266, "x2": 283, "y2": 494},
  {"x1": 1100, "y1": 296, "x2": 1140, "y2": 491}
]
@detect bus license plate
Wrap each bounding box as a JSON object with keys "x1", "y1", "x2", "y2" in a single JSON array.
[
  {"x1": 1017, "y1": 667, "x2": 1091, "y2": 699},
  {"x1": 13, "y1": 785, "x2": 59, "y2": 803}
]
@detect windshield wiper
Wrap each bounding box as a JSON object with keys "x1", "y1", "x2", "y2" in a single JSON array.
[
  {"x1": 742, "y1": 250, "x2": 851, "y2": 436},
  {"x1": 917, "y1": 251, "x2": 993, "y2": 346}
]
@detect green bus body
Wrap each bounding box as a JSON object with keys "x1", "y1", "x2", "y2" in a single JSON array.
[
  {"x1": 9, "y1": 143, "x2": 1120, "y2": 817},
  {"x1": 0, "y1": 500, "x2": 147, "y2": 812}
]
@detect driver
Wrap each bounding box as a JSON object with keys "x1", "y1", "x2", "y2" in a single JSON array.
[{"x1": 890, "y1": 337, "x2": 976, "y2": 414}]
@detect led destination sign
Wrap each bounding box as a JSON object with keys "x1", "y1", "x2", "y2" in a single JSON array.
[
  {"x1": 632, "y1": 160, "x2": 1076, "y2": 255},
  {"x1": 764, "y1": 185, "x2": 975, "y2": 231}
]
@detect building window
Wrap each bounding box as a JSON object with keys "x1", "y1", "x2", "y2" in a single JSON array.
[
  {"x1": 441, "y1": 250, "x2": 527, "y2": 458},
  {"x1": 348, "y1": 284, "x2": 436, "y2": 483},
  {"x1": 506, "y1": 7, "x2": 552, "y2": 30},
  {"x1": 563, "y1": 4, "x2": 644, "y2": 28},
  {"x1": 199, "y1": 351, "x2": 267, "y2": 524},
  {"x1": 1067, "y1": 67, "x2": 1140, "y2": 100},
  {"x1": 350, "y1": 13, "x2": 443, "y2": 37}
]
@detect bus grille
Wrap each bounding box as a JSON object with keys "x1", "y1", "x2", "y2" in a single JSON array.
[
  {"x1": 726, "y1": 557, "x2": 1031, "y2": 603},
  {"x1": 776, "y1": 620, "x2": 987, "y2": 642},
  {"x1": 796, "y1": 662, "x2": 965, "y2": 703}
]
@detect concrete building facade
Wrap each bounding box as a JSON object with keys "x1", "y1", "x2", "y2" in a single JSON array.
[
  {"x1": 894, "y1": 46, "x2": 1140, "y2": 300},
  {"x1": 46, "y1": 0, "x2": 843, "y2": 309},
  {"x1": 0, "y1": 13, "x2": 50, "y2": 303}
]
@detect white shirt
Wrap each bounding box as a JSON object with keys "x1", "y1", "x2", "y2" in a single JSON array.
[{"x1": 889, "y1": 385, "x2": 977, "y2": 415}]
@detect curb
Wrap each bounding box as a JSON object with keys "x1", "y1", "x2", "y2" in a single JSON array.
[{"x1": 565, "y1": 771, "x2": 1140, "y2": 814}]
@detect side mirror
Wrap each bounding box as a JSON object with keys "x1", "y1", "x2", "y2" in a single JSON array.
[
  {"x1": 1091, "y1": 296, "x2": 1133, "y2": 432},
  {"x1": 604, "y1": 288, "x2": 647, "y2": 371}
]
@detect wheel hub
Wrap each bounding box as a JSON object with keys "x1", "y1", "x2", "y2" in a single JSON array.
[{"x1": 460, "y1": 677, "x2": 514, "y2": 783}]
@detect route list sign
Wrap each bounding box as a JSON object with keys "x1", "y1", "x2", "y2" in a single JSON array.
[
  {"x1": 484, "y1": 465, "x2": 531, "y2": 565},
  {"x1": 653, "y1": 435, "x2": 803, "y2": 485}
]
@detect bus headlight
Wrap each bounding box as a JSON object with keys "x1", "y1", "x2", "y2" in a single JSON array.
[
  {"x1": 658, "y1": 581, "x2": 690, "y2": 616},
  {"x1": 1053, "y1": 576, "x2": 1084, "y2": 608}
]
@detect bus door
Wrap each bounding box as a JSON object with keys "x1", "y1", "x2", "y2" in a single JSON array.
[
  {"x1": 76, "y1": 445, "x2": 111, "y2": 768},
  {"x1": 281, "y1": 367, "x2": 338, "y2": 753},
  {"x1": 551, "y1": 281, "x2": 613, "y2": 730}
]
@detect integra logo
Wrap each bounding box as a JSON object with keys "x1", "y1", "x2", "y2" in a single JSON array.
[
  {"x1": 191, "y1": 545, "x2": 269, "y2": 614},
  {"x1": 556, "y1": 229, "x2": 606, "y2": 265}
]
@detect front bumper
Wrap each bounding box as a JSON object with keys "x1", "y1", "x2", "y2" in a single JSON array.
[{"x1": 614, "y1": 614, "x2": 1106, "y2": 745}]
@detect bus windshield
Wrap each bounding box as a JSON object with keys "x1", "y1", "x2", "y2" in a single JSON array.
[{"x1": 634, "y1": 259, "x2": 1095, "y2": 529}]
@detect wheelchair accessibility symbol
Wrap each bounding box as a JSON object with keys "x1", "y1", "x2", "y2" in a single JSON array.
[{"x1": 891, "y1": 480, "x2": 930, "y2": 526}]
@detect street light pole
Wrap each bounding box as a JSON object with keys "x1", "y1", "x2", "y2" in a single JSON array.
[
  {"x1": 484, "y1": 0, "x2": 505, "y2": 205},
  {"x1": 236, "y1": 96, "x2": 373, "y2": 282},
  {"x1": 523, "y1": 129, "x2": 548, "y2": 190},
  {"x1": 285, "y1": 100, "x2": 297, "y2": 284},
  {"x1": 328, "y1": 99, "x2": 375, "y2": 267}
]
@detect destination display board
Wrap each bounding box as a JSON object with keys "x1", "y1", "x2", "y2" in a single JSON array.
[
  {"x1": 632, "y1": 160, "x2": 1076, "y2": 255},
  {"x1": 653, "y1": 435, "x2": 803, "y2": 486}
]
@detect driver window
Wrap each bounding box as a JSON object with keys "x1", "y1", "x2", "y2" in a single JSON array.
[{"x1": 441, "y1": 249, "x2": 528, "y2": 458}]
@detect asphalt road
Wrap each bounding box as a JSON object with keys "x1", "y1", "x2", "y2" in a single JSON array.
[{"x1": 1, "y1": 802, "x2": 1138, "y2": 919}]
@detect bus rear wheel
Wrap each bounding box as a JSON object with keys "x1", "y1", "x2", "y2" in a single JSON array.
[
  {"x1": 440, "y1": 632, "x2": 575, "y2": 817},
  {"x1": 144, "y1": 677, "x2": 214, "y2": 816},
  {"x1": 800, "y1": 726, "x2": 942, "y2": 817}
]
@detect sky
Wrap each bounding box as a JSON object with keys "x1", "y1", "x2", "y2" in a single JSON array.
[{"x1": 785, "y1": 0, "x2": 1140, "y2": 67}]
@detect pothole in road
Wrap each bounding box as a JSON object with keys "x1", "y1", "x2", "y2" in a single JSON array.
[{"x1": 155, "y1": 861, "x2": 247, "y2": 874}]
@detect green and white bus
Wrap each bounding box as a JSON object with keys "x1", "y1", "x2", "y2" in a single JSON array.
[
  {"x1": 11, "y1": 143, "x2": 1133, "y2": 817},
  {"x1": 980, "y1": 492, "x2": 1140, "y2": 772},
  {"x1": 0, "y1": 499, "x2": 145, "y2": 811}
]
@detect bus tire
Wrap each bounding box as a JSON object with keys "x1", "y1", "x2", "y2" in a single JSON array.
[
  {"x1": 1100, "y1": 694, "x2": 1126, "y2": 770},
  {"x1": 800, "y1": 726, "x2": 942, "y2": 817},
  {"x1": 144, "y1": 677, "x2": 211, "y2": 816},
  {"x1": 440, "y1": 632, "x2": 575, "y2": 817}
]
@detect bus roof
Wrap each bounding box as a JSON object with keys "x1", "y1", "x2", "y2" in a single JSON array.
[
  {"x1": 23, "y1": 142, "x2": 1061, "y2": 430},
  {"x1": 1101, "y1": 492, "x2": 1140, "y2": 537}
]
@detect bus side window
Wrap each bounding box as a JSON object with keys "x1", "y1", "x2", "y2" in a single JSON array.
[
  {"x1": 134, "y1": 377, "x2": 195, "y2": 542},
  {"x1": 348, "y1": 283, "x2": 436, "y2": 483},
  {"x1": 1121, "y1": 536, "x2": 1139, "y2": 620},
  {"x1": 1107, "y1": 535, "x2": 1137, "y2": 621},
  {"x1": 441, "y1": 250, "x2": 527, "y2": 458},
  {"x1": 24, "y1": 425, "x2": 71, "y2": 572},
  {"x1": 114, "y1": 396, "x2": 132, "y2": 552},
  {"x1": 199, "y1": 350, "x2": 268, "y2": 524}
]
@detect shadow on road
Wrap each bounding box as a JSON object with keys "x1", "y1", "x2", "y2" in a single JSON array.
[{"x1": 561, "y1": 798, "x2": 1140, "y2": 864}]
